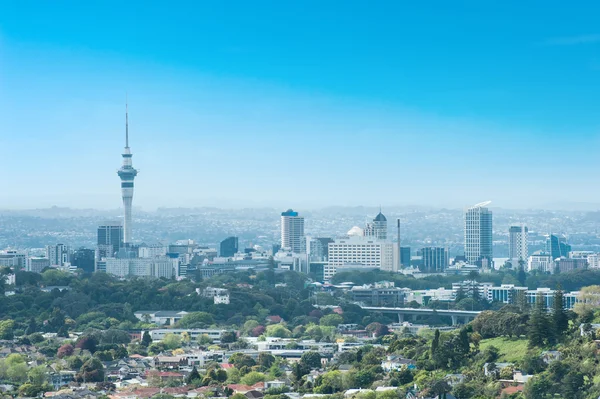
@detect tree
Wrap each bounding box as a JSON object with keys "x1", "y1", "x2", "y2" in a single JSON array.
[
  {"x1": 320, "y1": 314, "x2": 343, "y2": 327},
  {"x1": 428, "y1": 379, "x2": 451, "y2": 399},
  {"x1": 25, "y1": 317, "x2": 37, "y2": 335},
  {"x1": 0, "y1": 319, "x2": 14, "y2": 340},
  {"x1": 75, "y1": 336, "x2": 98, "y2": 353},
  {"x1": 242, "y1": 320, "x2": 260, "y2": 336},
  {"x1": 229, "y1": 353, "x2": 256, "y2": 368},
  {"x1": 176, "y1": 312, "x2": 214, "y2": 328},
  {"x1": 102, "y1": 329, "x2": 131, "y2": 345},
  {"x1": 366, "y1": 322, "x2": 389, "y2": 337},
  {"x1": 197, "y1": 334, "x2": 212, "y2": 345},
  {"x1": 458, "y1": 328, "x2": 470, "y2": 355},
  {"x1": 258, "y1": 353, "x2": 275, "y2": 370},
  {"x1": 574, "y1": 285, "x2": 600, "y2": 318},
  {"x1": 551, "y1": 287, "x2": 569, "y2": 340},
  {"x1": 251, "y1": 325, "x2": 266, "y2": 337},
  {"x1": 186, "y1": 367, "x2": 201, "y2": 385},
  {"x1": 431, "y1": 329, "x2": 440, "y2": 359},
  {"x1": 77, "y1": 357, "x2": 104, "y2": 382},
  {"x1": 18, "y1": 383, "x2": 46, "y2": 398},
  {"x1": 142, "y1": 331, "x2": 152, "y2": 347},
  {"x1": 57, "y1": 343, "x2": 74, "y2": 358},
  {"x1": 454, "y1": 286, "x2": 466, "y2": 303},
  {"x1": 517, "y1": 262, "x2": 527, "y2": 286},
  {"x1": 7, "y1": 362, "x2": 28, "y2": 383},
  {"x1": 515, "y1": 289, "x2": 529, "y2": 313},
  {"x1": 27, "y1": 366, "x2": 48, "y2": 385},
  {"x1": 390, "y1": 368, "x2": 413, "y2": 386},
  {"x1": 300, "y1": 351, "x2": 322, "y2": 370},
  {"x1": 221, "y1": 331, "x2": 237, "y2": 343},
  {"x1": 162, "y1": 333, "x2": 182, "y2": 350},
  {"x1": 265, "y1": 324, "x2": 291, "y2": 338},
  {"x1": 314, "y1": 370, "x2": 343, "y2": 394},
  {"x1": 240, "y1": 371, "x2": 267, "y2": 386},
  {"x1": 528, "y1": 293, "x2": 549, "y2": 348}
]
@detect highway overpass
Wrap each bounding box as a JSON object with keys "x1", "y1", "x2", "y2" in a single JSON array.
[{"x1": 361, "y1": 306, "x2": 481, "y2": 326}]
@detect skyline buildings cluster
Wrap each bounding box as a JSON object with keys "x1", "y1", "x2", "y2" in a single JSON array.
[{"x1": 0, "y1": 107, "x2": 592, "y2": 281}]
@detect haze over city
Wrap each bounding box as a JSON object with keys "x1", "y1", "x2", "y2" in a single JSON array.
[{"x1": 3, "y1": 2, "x2": 600, "y2": 209}]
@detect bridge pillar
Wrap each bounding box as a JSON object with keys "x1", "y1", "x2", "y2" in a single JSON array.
[
  {"x1": 451, "y1": 315, "x2": 458, "y2": 325},
  {"x1": 411, "y1": 314, "x2": 418, "y2": 322},
  {"x1": 397, "y1": 313, "x2": 404, "y2": 323}
]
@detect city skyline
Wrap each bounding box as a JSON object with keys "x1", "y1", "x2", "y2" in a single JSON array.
[{"x1": 3, "y1": 3, "x2": 600, "y2": 209}]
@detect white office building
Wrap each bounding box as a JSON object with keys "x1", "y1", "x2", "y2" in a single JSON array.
[
  {"x1": 26, "y1": 257, "x2": 51, "y2": 273},
  {"x1": 527, "y1": 252, "x2": 554, "y2": 273},
  {"x1": 588, "y1": 253, "x2": 600, "y2": 269},
  {"x1": 139, "y1": 242, "x2": 168, "y2": 258},
  {"x1": 105, "y1": 256, "x2": 179, "y2": 278},
  {"x1": 327, "y1": 230, "x2": 394, "y2": 279},
  {"x1": 508, "y1": 225, "x2": 528, "y2": 266},
  {"x1": 281, "y1": 209, "x2": 305, "y2": 253},
  {"x1": 0, "y1": 250, "x2": 27, "y2": 268},
  {"x1": 465, "y1": 202, "x2": 493, "y2": 266},
  {"x1": 274, "y1": 251, "x2": 308, "y2": 273}
]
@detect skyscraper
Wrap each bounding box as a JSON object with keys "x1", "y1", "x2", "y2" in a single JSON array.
[
  {"x1": 464, "y1": 201, "x2": 493, "y2": 266},
  {"x1": 281, "y1": 209, "x2": 305, "y2": 253},
  {"x1": 546, "y1": 234, "x2": 571, "y2": 260},
  {"x1": 400, "y1": 247, "x2": 411, "y2": 267},
  {"x1": 71, "y1": 248, "x2": 95, "y2": 273},
  {"x1": 46, "y1": 244, "x2": 71, "y2": 267},
  {"x1": 117, "y1": 102, "x2": 138, "y2": 245},
  {"x1": 372, "y1": 211, "x2": 387, "y2": 240},
  {"x1": 97, "y1": 221, "x2": 123, "y2": 260},
  {"x1": 365, "y1": 210, "x2": 388, "y2": 240},
  {"x1": 220, "y1": 237, "x2": 239, "y2": 257},
  {"x1": 421, "y1": 247, "x2": 448, "y2": 273},
  {"x1": 508, "y1": 225, "x2": 528, "y2": 266}
]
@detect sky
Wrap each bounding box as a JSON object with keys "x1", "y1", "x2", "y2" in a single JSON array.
[{"x1": 1, "y1": 1, "x2": 600, "y2": 210}]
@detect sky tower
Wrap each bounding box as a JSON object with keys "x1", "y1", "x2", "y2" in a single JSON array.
[{"x1": 117, "y1": 102, "x2": 138, "y2": 245}]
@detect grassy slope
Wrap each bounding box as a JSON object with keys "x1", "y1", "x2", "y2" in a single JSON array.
[{"x1": 479, "y1": 337, "x2": 529, "y2": 363}]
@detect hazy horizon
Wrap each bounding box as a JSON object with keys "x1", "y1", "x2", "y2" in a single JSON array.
[
  {"x1": 1, "y1": 201, "x2": 600, "y2": 213},
  {"x1": 2, "y1": 3, "x2": 600, "y2": 209}
]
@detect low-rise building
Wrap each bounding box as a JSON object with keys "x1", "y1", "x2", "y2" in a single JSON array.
[
  {"x1": 148, "y1": 328, "x2": 225, "y2": 341},
  {"x1": 134, "y1": 311, "x2": 189, "y2": 326}
]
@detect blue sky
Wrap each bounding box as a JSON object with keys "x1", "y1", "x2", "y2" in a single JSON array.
[{"x1": 1, "y1": 1, "x2": 600, "y2": 209}]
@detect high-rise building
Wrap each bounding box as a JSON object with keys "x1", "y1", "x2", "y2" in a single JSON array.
[
  {"x1": 97, "y1": 222, "x2": 123, "y2": 260},
  {"x1": 400, "y1": 247, "x2": 411, "y2": 267},
  {"x1": 421, "y1": 247, "x2": 448, "y2": 273},
  {"x1": 117, "y1": 102, "x2": 138, "y2": 245},
  {"x1": 307, "y1": 237, "x2": 334, "y2": 261},
  {"x1": 508, "y1": 225, "x2": 528, "y2": 266},
  {"x1": 365, "y1": 210, "x2": 388, "y2": 240},
  {"x1": 281, "y1": 209, "x2": 305, "y2": 253},
  {"x1": 0, "y1": 250, "x2": 26, "y2": 269},
  {"x1": 71, "y1": 248, "x2": 95, "y2": 273},
  {"x1": 464, "y1": 201, "x2": 493, "y2": 266},
  {"x1": 26, "y1": 257, "x2": 50, "y2": 273},
  {"x1": 372, "y1": 211, "x2": 387, "y2": 240},
  {"x1": 46, "y1": 244, "x2": 71, "y2": 267},
  {"x1": 272, "y1": 244, "x2": 281, "y2": 255},
  {"x1": 326, "y1": 228, "x2": 394, "y2": 278},
  {"x1": 545, "y1": 234, "x2": 571, "y2": 260},
  {"x1": 220, "y1": 237, "x2": 239, "y2": 257}
]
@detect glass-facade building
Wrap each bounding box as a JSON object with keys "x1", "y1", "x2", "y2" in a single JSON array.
[
  {"x1": 464, "y1": 203, "x2": 493, "y2": 266},
  {"x1": 220, "y1": 236, "x2": 239, "y2": 257}
]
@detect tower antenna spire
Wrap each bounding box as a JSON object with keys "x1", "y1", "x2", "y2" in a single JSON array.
[{"x1": 125, "y1": 93, "x2": 129, "y2": 148}]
